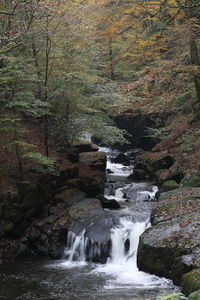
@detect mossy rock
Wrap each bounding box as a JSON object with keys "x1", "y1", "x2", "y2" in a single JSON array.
[
  {"x1": 188, "y1": 290, "x2": 200, "y2": 300},
  {"x1": 182, "y1": 176, "x2": 200, "y2": 188},
  {"x1": 182, "y1": 269, "x2": 200, "y2": 296},
  {"x1": 161, "y1": 180, "x2": 179, "y2": 192}
]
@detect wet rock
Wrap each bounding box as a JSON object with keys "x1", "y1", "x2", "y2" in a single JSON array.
[
  {"x1": 112, "y1": 153, "x2": 130, "y2": 166},
  {"x1": 98, "y1": 196, "x2": 120, "y2": 209},
  {"x1": 128, "y1": 168, "x2": 149, "y2": 180},
  {"x1": 106, "y1": 169, "x2": 113, "y2": 174},
  {"x1": 122, "y1": 183, "x2": 152, "y2": 201},
  {"x1": 49, "y1": 249, "x2": 63, "y2": 259},
  {"x1": 68, "y1": 201, "x2": 113, "y2": 263},
  {"x1": 79, "y1": 151, "x2": 107, "y2": 172}
]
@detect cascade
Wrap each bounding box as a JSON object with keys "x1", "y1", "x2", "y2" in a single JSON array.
[{"x1": 63, "y1": 146, "x2": 172, "y2": 290}]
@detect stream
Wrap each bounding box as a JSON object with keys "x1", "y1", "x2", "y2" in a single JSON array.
[{"x1": 0, "y1": 147, "x2": 179, "y2": 300}]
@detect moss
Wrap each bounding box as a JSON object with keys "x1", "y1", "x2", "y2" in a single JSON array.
[
  {"x1": 183, "y1": 195, "x2": 200, "y2": 201},
  {"x1": 188, "y1": 290, "x2": 200, "y2": 300},
  {"x1": 183, "y1": 176, "x2": 200, "y2": 188},
  {"x1": 157, "y1": 202, "x2": 176, "y2": 213},
  {"x1": 161, "y1": 180, "x2": 179, "y2": 192},
  {"x1": 182, "y1": 269, "x2": 200, "y2": 296}
]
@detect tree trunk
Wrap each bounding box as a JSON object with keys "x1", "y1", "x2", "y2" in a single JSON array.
[
  {"x1": 190, "y1": 35, "x2": 200, "y2": 104},
  {"x1": 109, "y1": 37, "x2": 115, "y2": 80}
]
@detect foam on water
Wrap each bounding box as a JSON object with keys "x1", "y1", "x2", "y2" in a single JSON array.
[{"x1": 93, "y1": 217, "x2": 172, "y2": 289}]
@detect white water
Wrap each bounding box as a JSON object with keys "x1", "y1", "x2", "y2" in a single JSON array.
[
  {"x1": 61, "y1": 146, "x2": 173, "y2": 289},
  {"x1": 93, "y1": 217, "x2": 170, "y2": 289}
]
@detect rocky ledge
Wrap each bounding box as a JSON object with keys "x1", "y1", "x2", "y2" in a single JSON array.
[{"x1": 138, "y1": 187, "x2": 200, "y2": 295}]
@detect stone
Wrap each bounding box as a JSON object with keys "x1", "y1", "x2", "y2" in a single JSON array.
[
  {"x1": 112, "y1": 153, "x2": 130, "y2": 166},
  {"x1": 182, "y1": 269, "x2": 200, "y2": 296},
  {"x1": 150, "y1": 154, "x2": 175, "y2": 171},
  {"x1": 74, "y1": 142, "x2": 99, "y2": 153},
  {"x1": 138, "y1": 188, "x2": 200, "y2": 285},
  {"x1": 161, "y1": 180, "x2": 179, "y2": 192},
  {"x1": 79, "y1": 151, "x2": 107, "y2": 172},
  {"x1": 129, "y1": 168, "x2": 149, "y2": 180},
  {"x1": 98, "y1": 196, "x2": 120, "y2": 209},
  {"x1": 182, "y1": 176, "x2": 200, "y2": 188}
]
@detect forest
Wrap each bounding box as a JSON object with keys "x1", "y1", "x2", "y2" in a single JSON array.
[{"x1": 0, "y1": 1, "x2": 200, "y2": 300}]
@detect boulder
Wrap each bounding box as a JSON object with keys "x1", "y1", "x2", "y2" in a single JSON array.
[
  {"x1": 112, "y1": 153, "x2": 130, "y2": 166},
  {"x1": 79, "y1": 151, "x2": 107, "y2": 172},
  {"x1": 122, "y1": 182, "x2": 152, "y2": 201},
  {"x1": 21, "y1": 198, "x2": 106, "y2": 260},
  {"x1": 161, "y1": 180, "x2": 179, "y2": 192},
  {"x1": 63, "y1": 198, "x2": 113, "y2": 263},
  {"x1": 138, "y1": 188, "x2": 200, "y2": 285},
  {"x1": 98, "y1": 196, "x2": 120, "y2": 209},
  {"x1": 182, "y1": 175, "x2": 200, "y2": 188},
  {"x1": 150, "y1": 154, "x2": 175, "y2": 170},
  {"x1": 64, "y1": 147, "x2": 79, "y2": 163},
  {"x1": 182, "y1": 269, "x2": 200, "y2": 296},
  {"x1": 129, "y1": 168, "x2": 150, "y2": 180},
  {"x1": 74, "y1": 142, "x2": 99, "y2": 153}
]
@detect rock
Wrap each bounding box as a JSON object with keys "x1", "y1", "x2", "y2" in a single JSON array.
[
  {"x1": 106, "y1": 169, "x2": 113, "y2": 174},
  {"x1": 68, "y1": 203, "x2": 113, "y2": 263},
  {"x1": 57, "y1": 166, "x2": 79, "y2": 186},
  {"x1": 49, "y1": 249, "x2": 63, "y2": 259},
  {"x1": 129, "y1": 168, "x2": 150, "y2": 180},
  {"x1": 98, "y1": 196, "x2": 120, "y2": 209},
  {"x1": 65, "y1": 147, "x2": 79, "y2": 163},
  {"x1": 188, "y1": 290, "x2": 200, "y2": 300},
  {"x1": 182, "y1": 175, "x2": 200, "y2": 188},
  {"x1": 79, "y1": 173, "x2": 105, "y2": 197},
  {"x1": 161, "y1": 180, "x2": 179, "y2": 192},
  {"x1": 112, "y1": 153, "x2": 130, "y2": 166},
  {"x1": 74, "y1": 142, "x2": 99, "y2": 153},
  {"x1": 122, "y1": 182, "x2": 151, "y2": 201},
  {"x1": 13, "y1": 243, "x2": 30, "y2": 259},
  {"x1": 79, "y1": 151, "x2": 107, "y2": 172},
  {"x1": 150, "y1": 154, "x2": 175, "y2": 170},
  {"x1": 182, "y1": 269, "x2": 200, "y2": 296},
  {"x1": 138, "y1": 188, "x2": 200, "y2": 285},
  {"x1": 130, "y1": 151, "x2": 175, "y2": 182}
]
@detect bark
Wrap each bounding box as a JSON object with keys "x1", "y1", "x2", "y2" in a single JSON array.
[
  {"x1": 109, "y1": 37, "x2": 115, "y2": 80},
  {"x1": 190, "y1": 30, "x2": 200, "y2": 104}
]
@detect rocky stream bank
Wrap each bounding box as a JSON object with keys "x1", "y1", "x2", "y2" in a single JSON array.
[{"x1": 1, "y1": 111, "x2": 200, "y2": 299}]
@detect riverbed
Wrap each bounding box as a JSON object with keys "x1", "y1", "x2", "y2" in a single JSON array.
[{"x1": 0, "y1": 147, "x2": 179, "y2": 300}]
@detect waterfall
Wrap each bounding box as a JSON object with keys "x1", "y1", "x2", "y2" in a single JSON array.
[
  {"x1": 64, "y1": 230, "x2": 87, "y2": 262},
  {"x1": 109, "y1": 218, "x2": 147, "y2": 266},
  {"x1": 62, "y1": 146, "x2": 172, "y2": 290}
]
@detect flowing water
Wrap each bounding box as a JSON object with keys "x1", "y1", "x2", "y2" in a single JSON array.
[{"x1": 0, "y1": 147, "x2": 179, "y2": 300}]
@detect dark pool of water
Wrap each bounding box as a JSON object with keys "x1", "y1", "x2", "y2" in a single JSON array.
[{"x1": 0, "y1": 258, "x2": 179, "y2": 300}]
